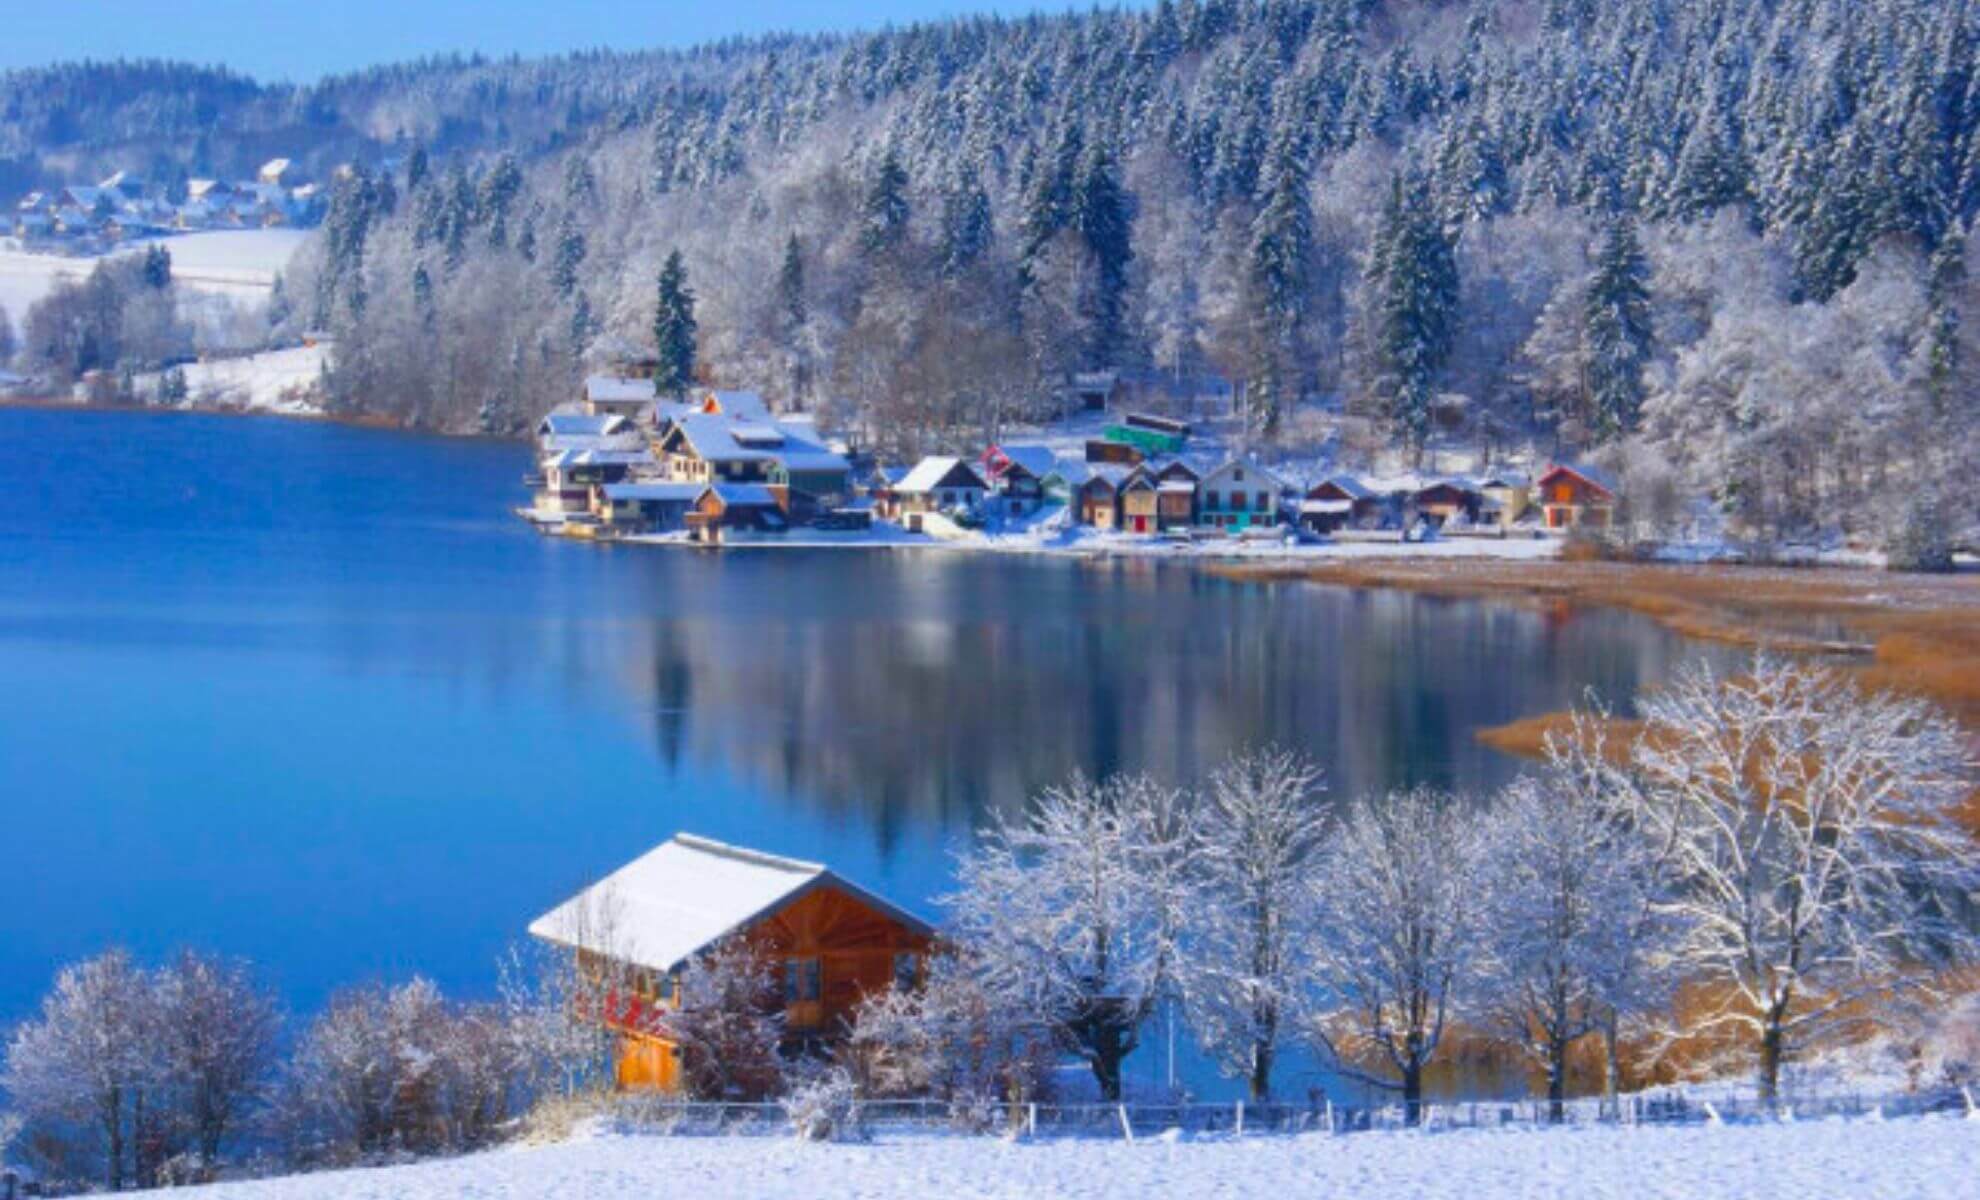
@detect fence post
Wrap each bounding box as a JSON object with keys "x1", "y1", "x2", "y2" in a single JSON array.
[
  {"x1": 1324, "y1": 1099, "x2": 1335, "y2": 1134},
  {"x1": 1117, "y1": 1103, "x2": 1135, "y2": 1143},
  {"x1": 1235, "y1": 1100, "x2": 1244, "y2": 1137},
  {"x1": 1028, "y1": 1102, "x2": 1038, "y2": 1139}
]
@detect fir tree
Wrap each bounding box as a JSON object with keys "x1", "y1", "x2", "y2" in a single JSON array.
[
  {"x1": 1072, "y1": 142, "x2": 1134, "y2": 364},
  {"x1": 1247, "y1": 147, "x2": 1315, "y2": 434},
  {"x1": 939, "y1": 169, "x2": 995, "y2": 278},
  {"x1": 653, "y1": 250, "x2": 698, "y2": 398},
  {"x1": 778, "y1": 232, "x2": 807, "y2": 335},
  {"x1": 1369, "y1": 173, "x2": 1458, "y2": 452},
  {"x1": 1583, "y1": 216, "x2": 1653, "y2": 441},
  {"x1": 550, "y1": 215, "x2": 586, "y2": 298},
  {"x1": 859, "y1": 144, "x2": 911, "y2": 258},
  {"x1": 141, "y1": 244, "x2": 172, "y2": 290}
]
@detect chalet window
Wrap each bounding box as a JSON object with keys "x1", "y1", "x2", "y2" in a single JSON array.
[
  {"x1": 1255, "y1": 491, "x2": 1269, "y2": 512},
  {"x1": 1233, "y1": 468, "x2": 1245, "y2": 481},
  {"x1": 892, "y1": 952, "x2": 919, "y2": 991},
  {"x1": 1205, "y1": 490, "x2": 1220, "y2": 509},
  {"x1": 783, "y1": 957, "x2": 821, "y2": 1003}
]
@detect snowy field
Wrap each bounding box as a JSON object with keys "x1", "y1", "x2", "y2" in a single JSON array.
[
  {"x1": 183, "y1": 1115, "x2": 1977, "y2": 1200},
  {"x1": 144, "y1": 344, "x2": 329, "y2": 415},
  {"x1": 0, "y1": 228, "x2": 307, "y2": 320}
]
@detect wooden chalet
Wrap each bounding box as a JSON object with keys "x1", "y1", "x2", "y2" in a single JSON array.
[
  {"x1": 655, "y1": 413, "x2": 849, "y2": 502},
  {"x1": 1411, "y1": 479, "x2": 1484, "y2": 528},
  {"x1": 685, "y1": 484, "x2": 789, "y2": 543},
  {"x1": 1196, "y1": 460, "x2": 1290, "y2": 532},
  {"x1": 529, "y1": 834, "x2": 933, "y2": 1092},
  {"x1": 1475, "y1": 470, "x2": 1532, "y2": 528},
  {"x1": 894, "y1": 457, "x2": 989, "y2": 525},
  {"x1": 978, "y1": 444, "x2": 1057, "y2": 517},
  {"x1": 583, "y1": 374, "x2": 659, "y2": 422},
  {"x1": 1142, "y1": 458, "x2": 1200, "y2": 531},
  {"x1": 596, "y1": 482, "x2": 703, "y2": 533},
  {"x1": 1076, "y1": 465, "x2": 1133, "y2": 528},
  {"x1": 1536, "y1": 463, "x2": 1617, "y2": 531},
  {"x1": 1298, "y1": 475, "x2": 1378, "y2": 535},
  {"x1": 1118, "y1": 470, "x2": 1161, "y2": 534}
]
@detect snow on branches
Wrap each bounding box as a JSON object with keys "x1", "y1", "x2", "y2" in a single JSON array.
[{"x1": 1627, "y1": 654, "x2": 1980, "y2": 1102}]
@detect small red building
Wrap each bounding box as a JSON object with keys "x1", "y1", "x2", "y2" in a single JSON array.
[{"x1": 1535, "y1": 463, "x2": 1618, "y2": 531}]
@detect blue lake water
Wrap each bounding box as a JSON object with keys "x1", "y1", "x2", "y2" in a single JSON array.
[{"x1": 0, "y1": 407, "x2": 1735, "y2": 1097}]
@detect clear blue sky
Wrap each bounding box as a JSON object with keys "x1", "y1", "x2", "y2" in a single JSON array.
[{"x1": 2, "y1": 1, "x2": 1137, "y2": 83}]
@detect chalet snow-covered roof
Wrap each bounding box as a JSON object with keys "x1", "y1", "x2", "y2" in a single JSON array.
[
  {"x1": 1300, "y1": 499, "x2": 1353, "y2": 514},
  {"x1": 540, "y1": 412, "x2": 630, "y2": 438},
  {"x1": 1310, "y1": 474, "x2": 1373, "y2": 500},
  {"x1": 706, "y1": 483, "x2": 780, "y2": 507},
  {"x1": 701, "y1": 389, "x2": 770, "y2": 420},
  {"x1": 1199, "y1": 458, "x2": 1291, "y2": 490},
  {"x1": 1157, "y1": 479, "x2": 1198, "y2": 494},
  {"x1": 584, "y1": 375, "x2": 657, "y2": 406},
  {"x1": 529, "y1": 833, "x2": 932, "y2": 975},
  {"x1": 1539, "y1": 461, "x2": 1619, "y2": 498},
  {"x1": 670, "y1": 413, "x2": 846, "y2": 474},
  {"x1": 984, "y1": 443, "x2": 1059, "y2": 480},
  {"x1": 897, "y1": 456, "x2": 988, "y2": 494}
]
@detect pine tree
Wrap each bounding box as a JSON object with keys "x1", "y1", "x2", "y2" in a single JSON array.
[
  {"x1": 1072, "y1": 141, "x2": 1134, "y2": 364},
  {"x1": 1247, "y1": 146, "x2": 1315, "y2": 434},
  {"x1": 939, "y1": 169, "x2": 995, "y2": 278},
  {"x1": 778, "y1": 232, "x2": 807, "y2": 334},
  {"x1": 550, "y1": 215, "x2": 586, "y2": 298},
  {"x1": 1583, "y1": 216, "x2": 1653, "y2": 441},
  {"x1": 653, "y1": 250, "x2": 698, "y2": 398},
  {"x1": 859, "y1": 144, "x2": 911, "y2": 257},
  {"x1": 405, "y1": 144, "x2": 429, "y2": 193},
  {"x1": 1369, "y1": 173, "x2": 1458, "y2": 451}
]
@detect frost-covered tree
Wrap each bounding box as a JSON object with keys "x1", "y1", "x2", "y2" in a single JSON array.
[
  {"x1": 657, "y1": 937, "x2": 786, "y2": 1101},
  {"x1": 1, "y1": 950, "x2": 159, "y2": 1190},
  {"x1": 652, "y1": 249, "x2": 697, "y2": 397},
  {"x1": 1304, "y1": 787, "x2": 1488, "y2": 1124},
  {"x1": 1630, "y1": 655, "x2": 1980, "y2": 1105},
  {"x1": 845, "y1": 947, "x2": 1052, "y2": 1116},
  {"x1": 945, "y1": 770, "x2": 1196, "y2": 1100},
  {"x1": 0, "y1": 302, "x2": 17, "y2": 366},
  {"x1": 152, "y1": 950, "x2": 281, "y2": 1172},
  {"x1": 1184, "y1": 749, "x2": 1327, "y2": 1101}
]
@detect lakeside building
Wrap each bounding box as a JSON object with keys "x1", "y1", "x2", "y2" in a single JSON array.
[
  {"x1": 528, "y1": 833, "x2": 933, "y2": 1092},
  {"x1": 8, "y1": 159, "x2": 324, "y2": 251},
  {"x1": 1536, "y1": 463, "x2": 1618, "y2": 531}
]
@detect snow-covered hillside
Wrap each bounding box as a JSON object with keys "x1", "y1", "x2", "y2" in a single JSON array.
[
  {"x1": 0, "y1": 228, "x2": 306, "y2": 322},
  {"x1": 184, "y1": 1115, "x2": 1976, "y2": 1200}
]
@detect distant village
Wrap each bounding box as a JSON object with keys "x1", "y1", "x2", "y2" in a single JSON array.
[
  {"x1": 524, "y1": 369, "x2": 1620, "y2": 550},
  {"x1": 7, "y1": 158, "x2": 322, "y2": 252}
]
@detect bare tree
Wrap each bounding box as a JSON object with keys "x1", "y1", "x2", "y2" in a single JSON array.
[
  {"x1": 1630, "y1": 655, "x2": 1980, "y2": 1104},
  {"x1": 844, "y1": 947, "x2": 1052, "y2": 1120},
  {"x1": 1303, "y1": 787, "x2": 1489, "y2": 1124},
  {"x1": 945, "y1": 770, "x2": 1197, "y2": 1101},
  {"x1": 153, "y1": 950, "x2": 281, "y2": 1174},
  {"x1": 1184, "y1": 748, "x2": 1328, "y2": 1100}
]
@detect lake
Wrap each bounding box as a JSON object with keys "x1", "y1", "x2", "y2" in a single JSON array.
[{"x1": 0, "y1": 407, "x2": 1733, "y2": 1095}]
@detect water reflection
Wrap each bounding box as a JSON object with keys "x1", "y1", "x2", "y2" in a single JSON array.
[{"x1": 0, "y1": 407, "x2": 1739, "y2": 1087}]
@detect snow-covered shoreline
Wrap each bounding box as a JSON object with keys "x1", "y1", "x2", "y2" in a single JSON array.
[{"x1": 180, "y1": 1112, "x2": 1979, "y2": 1199}]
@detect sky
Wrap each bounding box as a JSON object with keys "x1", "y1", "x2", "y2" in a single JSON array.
[{"x1": 1, "y1": 1, "x2": 1138, "y2": 83}]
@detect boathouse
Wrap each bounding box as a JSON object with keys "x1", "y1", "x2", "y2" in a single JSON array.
[
  {"x1": 1536, "y1": 463, "x2": 1618, "y2": 531},
  {"x1": 528, "y1": 834, "x2": 933, "y2": 1092}
]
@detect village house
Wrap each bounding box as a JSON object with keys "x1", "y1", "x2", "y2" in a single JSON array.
[
  {"x1": 1118, "y1": 470, "x2": 1162, "y2": 534},
  {"x1": 683, "y1": 483, "x2": 789, "y2": 543},
  {"x1": 595, "y1": 481, "x2": 703, "y2": 533},
  {"x1": 978, "y1": 443, "x2": 1057, "y2": 518},
  {"x1": 1411, "y1": 479, "x2": 1484, "y2": 528},
  {"x1": 1196, "y1": 460, "x2": 1291, "y2": 532},
  {"x1": 654, "y1": 412, "x2": 849, "y2": 505},
  {"x1": 583, "y1": 374, "x2": 659, "y2": 423},
  {"x1": 1074, "y1": 465, "x2": 1128, "y2": 529},
  {"x1": 1475, "y1": 470, "x2": 1532, "y2": 528},
  {"x1": 528, "y1": 834, "x2": 933, "y2": 1091},
  {"x1": 893, "y1": 457, "x2": 989, "y2": 528},
  {"x1": 1297, "y1": 474, "x2": 1380, "y2": 536},
  {"x1": 1536, "y1": 462, "x2": 1618, "y2": 531}
]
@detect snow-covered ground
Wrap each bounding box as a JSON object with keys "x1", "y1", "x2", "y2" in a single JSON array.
[
  {"x1": 141, "y1": 344, "x2": 329, "y2": 415},
  {"x1": 0, "y1": 228, "x2": 306, "y2": 321},
  {"x1": 182, "y1": 1114, "x2": 1977, "y2": 1200}
]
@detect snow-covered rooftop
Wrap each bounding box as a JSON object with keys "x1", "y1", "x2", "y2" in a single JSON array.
[
  {"x1": 528, "y1": 833, "x2": 930, "y2": 974},
  {"x1": 897, "y1": 456, "x2": 987, "y2": 494},
  {"x1": 584, "y1": 375, "x2": 655, "y2": 405}
]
